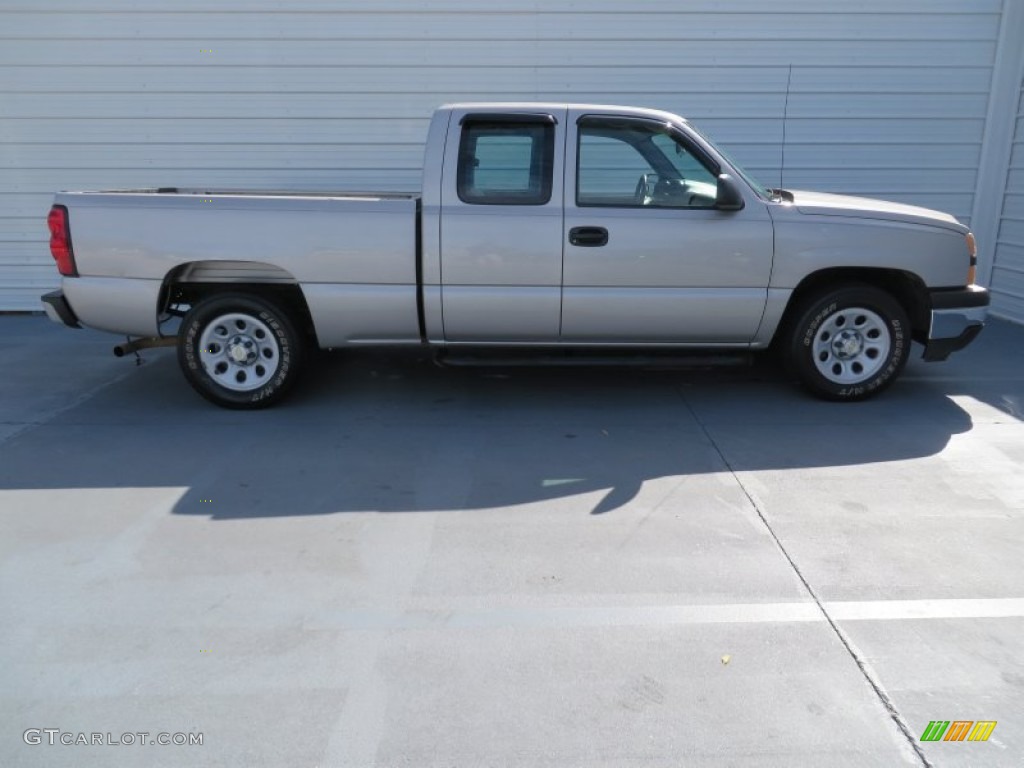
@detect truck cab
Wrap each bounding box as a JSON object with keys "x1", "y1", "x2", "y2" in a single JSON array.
[{"x1": 420, "y1": 104, "x2": 770, "y2": 346}]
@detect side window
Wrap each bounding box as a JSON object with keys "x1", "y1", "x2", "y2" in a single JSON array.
[
  {"x1": 457, "y1": 121, "x2": 555, "y2": 205},
  {"x1": 650, "y1": 134, "x2": 718, "y2": 188},
  {"x1": 577, "y1": 118, "x2": 719, "y2": 209},
  {"x1": 577, "y1": 133, "x2": 653, "y2": 206}
]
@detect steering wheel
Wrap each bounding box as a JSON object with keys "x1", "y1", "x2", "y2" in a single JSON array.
[{"x1": 634, "y1": 173, "x2": 658, "y2": 205}]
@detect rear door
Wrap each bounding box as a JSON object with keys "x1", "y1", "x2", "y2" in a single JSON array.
[
  {"x1": 439, "y1": 108, "x2": 567, "y2": 341},
  {"x1": 561, "y1": 111, "x2": 773, "y2": 342}
]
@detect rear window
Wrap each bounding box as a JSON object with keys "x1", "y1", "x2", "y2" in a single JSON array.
[{"x1": 457, "y1": 121, "x2": 555, "y2": 205}]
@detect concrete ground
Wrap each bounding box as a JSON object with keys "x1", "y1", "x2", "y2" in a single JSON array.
[{"x1": 0, "y1": 315, "x2": 1021, "y2": 768}]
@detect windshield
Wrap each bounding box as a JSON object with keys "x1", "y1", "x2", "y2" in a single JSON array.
[{"x1": 683, "y1": 121, "x2": 774, "y2": 201}]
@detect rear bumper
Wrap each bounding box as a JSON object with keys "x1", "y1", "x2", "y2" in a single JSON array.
[
  {"x1": 41, "y1": 289, "x2": 81, "y2": 329},
  {"x1": 923, "y1": 285, "x2": 989, "y2": 362}
]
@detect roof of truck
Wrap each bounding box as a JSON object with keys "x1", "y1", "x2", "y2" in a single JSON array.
[{"x1": 439, "y1": 102, "x2": 690, "y2": 124}]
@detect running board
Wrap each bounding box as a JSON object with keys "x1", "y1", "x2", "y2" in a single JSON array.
[{"x1": 434, "y1": 350, "x2": 753, "y2": 369}]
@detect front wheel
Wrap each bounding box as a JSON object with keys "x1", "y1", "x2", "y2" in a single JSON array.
[
  {"x1": 178, "y1": 293, "x2": 303, "y2": 409},
  {"x1": 785, "y1": 285, "x2": 910, "y2": 401}
]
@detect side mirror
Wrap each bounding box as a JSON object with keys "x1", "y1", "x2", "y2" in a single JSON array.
[{"x1": 714, "y1": 174, "x2": 745, "y2": 211}]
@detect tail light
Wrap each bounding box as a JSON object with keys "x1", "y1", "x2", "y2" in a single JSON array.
[
  {"x1": 47, "y1": 205, "x2": 78, "y2": 277},
  {"x1": 965, "y1": 232, "x2": 977, "y2": 285}
]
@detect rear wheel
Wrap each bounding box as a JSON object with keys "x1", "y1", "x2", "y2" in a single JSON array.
[
  {"x1": 178, "y1": 293, "x2": 303, "y2": 409},
  {"x1": 786, "y1": 284, "x2": 910, "y2": 400}
]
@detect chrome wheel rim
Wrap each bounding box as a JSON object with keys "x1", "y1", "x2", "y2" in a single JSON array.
[
  {"x1": 812, "y1": 307, "x2": 890, "y2": 385},
  {"x1": 198, "y1": 312, "x2": 279, "y2": 392}
]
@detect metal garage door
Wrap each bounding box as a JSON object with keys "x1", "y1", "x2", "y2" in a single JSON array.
[{"x1": 0, "y1": 0, "x2": 1005, "y2": 310}]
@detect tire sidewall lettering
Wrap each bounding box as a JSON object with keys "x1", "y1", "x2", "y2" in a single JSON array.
[{"x1": 802, "y1": 301, "x2": 837, "y2": 348}]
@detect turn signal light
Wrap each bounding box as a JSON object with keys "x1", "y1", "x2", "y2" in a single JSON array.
[{"x1": 47, "y1": 205, "x2": 77, "y2": 276}]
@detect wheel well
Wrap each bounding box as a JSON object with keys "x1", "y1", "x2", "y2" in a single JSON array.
[
  {"x1": 160, "y1": 264, "x2": 317, "y2": 345},
  {"x1": 780, "y1": 268, "x2": 930, "y2": 343}
]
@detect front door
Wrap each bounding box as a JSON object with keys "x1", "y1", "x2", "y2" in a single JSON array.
[
  {"x1": 561, "y1": 112, "x2": 773, "y2": 343},
  {"x1": 439, "y1": 108, "x2": 568, "y2": 342}
]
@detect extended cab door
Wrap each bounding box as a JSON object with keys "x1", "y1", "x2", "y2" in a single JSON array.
[
  {"x1": 561, "y1": 111, "x2": 773, "y2": 342},
  {"x1": 439, "y1": 108, "x2": 568, "y2": 341}
]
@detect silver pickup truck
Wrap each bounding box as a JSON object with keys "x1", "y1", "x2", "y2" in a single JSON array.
[{"x1": 42, "y1": 102, "x2": 989, "y2": 408}]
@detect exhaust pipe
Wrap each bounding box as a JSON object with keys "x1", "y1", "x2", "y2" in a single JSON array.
[{"x1": 113, "y1": 336, "x2": 177, "y2": 357}]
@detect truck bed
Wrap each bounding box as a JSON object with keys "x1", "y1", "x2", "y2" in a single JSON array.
[{"x1": 54, "y1": 189, "x2": 423, "y2": 345}]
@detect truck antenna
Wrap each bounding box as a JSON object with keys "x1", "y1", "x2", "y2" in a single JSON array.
[{"x1": 780, "y1": 64, "x2": 793, "y2": 189}]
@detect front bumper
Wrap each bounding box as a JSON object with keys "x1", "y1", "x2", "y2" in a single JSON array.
[
  {"x1": 41, "y1": 289, "x2": 81, "y2": 329},
  {"x1": 922, "y1": 285, "x2": 989, "y2": 362}
]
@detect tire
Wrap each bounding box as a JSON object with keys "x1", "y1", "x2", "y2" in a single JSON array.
[
  {"x1": 785, "y1": 284, "x2": 910, "y2": 401},
  {"x1": 177, "y1": 293, "x2": 303, "y2": 409}
]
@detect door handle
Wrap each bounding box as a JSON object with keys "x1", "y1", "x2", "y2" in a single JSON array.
[{"x1": 569, "y1": 226, "x2": 609, "y2": 247}]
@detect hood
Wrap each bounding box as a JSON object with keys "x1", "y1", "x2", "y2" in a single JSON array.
[{"x1": 788, "y1": 190, "x2": 967, "y2": 234}]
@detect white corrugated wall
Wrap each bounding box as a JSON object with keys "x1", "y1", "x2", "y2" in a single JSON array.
[
  {"x1": 991, "y1": 80, "x2": 1024, "y2": 322},
  {"x1": 0, "y1": 0, "x2": 1009, "y2": 310}
]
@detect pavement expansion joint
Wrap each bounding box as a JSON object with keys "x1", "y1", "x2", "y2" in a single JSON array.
[{"x1": 678, "y1": 388, "x2": 935, "y2": 768}]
